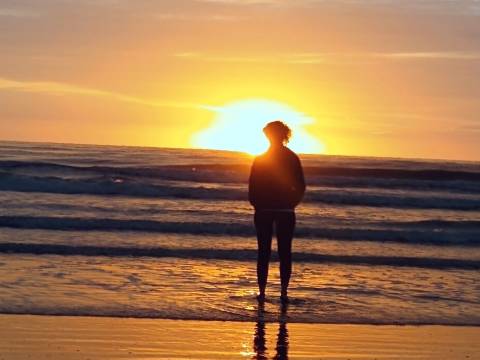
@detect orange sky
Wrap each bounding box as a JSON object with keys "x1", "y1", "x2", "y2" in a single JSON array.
[{"x1": 0, "y1": 0, "x2": 479, "y2": 160}]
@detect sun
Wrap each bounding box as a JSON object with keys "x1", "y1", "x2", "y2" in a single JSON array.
[{"x1": 192, "y1": 99, "x2": 325, "y2": 155}]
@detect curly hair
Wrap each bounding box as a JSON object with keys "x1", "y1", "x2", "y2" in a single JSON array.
[{"x1": 263, "y1": 120, "x2": 292, "y2": 144}]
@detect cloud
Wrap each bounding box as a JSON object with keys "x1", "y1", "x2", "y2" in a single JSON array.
[
  {"x1": 378, "y1": 52, "x2": 480, "y2": 60},
  {"x1": 0, "y1": 77, "x2": 199, "y2": 109},
  {"x1": 173, "y1": 52, "x2": 335, "y2": 64},
  {"x1": 0, "y1": 8, "x2": 40, "y2": 17},
  {"x1": 195, "y1": 0, "x2": 284, "y2": 4},
  {"x1": 173, "y1": 53, "x2": 283, "y2": 63},
  {"x1": 153, "y1": 13, "x2": 241, "y2": 21},
  {"x1": 195, "y1": 0, "x2": 480, "y2": 14},
  {"x1": 457, "y1": 122, "x2": 480, "y2": 133},
  {"x1": 173, "y1": 51, "x2": 480, "y2": 64}
]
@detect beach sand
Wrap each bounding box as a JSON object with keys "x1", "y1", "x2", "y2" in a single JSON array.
[{"x1": 0, "y1": 314, "x2": 479, "y2": 359}]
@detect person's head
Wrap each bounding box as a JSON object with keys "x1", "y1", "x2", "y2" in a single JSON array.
[{"x1": 263, "y1": 120, "x2": 291, "y2": 146}]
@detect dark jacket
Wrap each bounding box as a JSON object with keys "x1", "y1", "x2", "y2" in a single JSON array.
[{"x1": 248, "y1": 146, "x2": 306, "y2": 210}]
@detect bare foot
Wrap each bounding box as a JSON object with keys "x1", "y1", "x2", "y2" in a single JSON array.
[{"x1": 256, "y1": 292, "x2": 266, "y2": 302}]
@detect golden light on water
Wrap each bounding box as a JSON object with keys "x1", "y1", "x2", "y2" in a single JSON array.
[{"x1": 192, "y1": 99, "x2": 326, "y2": 155}]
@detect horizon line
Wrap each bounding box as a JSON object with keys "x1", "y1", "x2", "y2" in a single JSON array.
[{"x1": 0, "y1": 138, "x2": 478, "y2": 164}]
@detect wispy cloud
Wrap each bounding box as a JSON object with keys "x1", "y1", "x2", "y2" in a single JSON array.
[
  {"x1": 173, "y1": 52, "x2": 335, "y2": 64},
  {"x1": 0, "y1": 8, "x2": 40, "y2": 18},
  {"x1": 0, "y1": 77, "x2": 199, "y2": 109},
  {"x1": 196, "y1": 0, "x2": 284, "y2": 4},
  {"x1": 154, "y1": 13, "x2": 241, "y2": 21},
  {"x1": 457, "y1": 122, "x2": 480, "y2": 133},
  {"x1": 195, "y1": 0, "x2": 480, "y2": 13},
  {"x1": 174, "y1": 51, "x2": 480, "y2": 64},
  {"x1": 378, "y1": 52, "x2": 480, "y2": 60},
  {"x1": 174, "y1": 53, "x2": 284, "y2": 63}
]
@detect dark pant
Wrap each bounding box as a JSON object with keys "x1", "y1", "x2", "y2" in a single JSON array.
[{"x1": 254, "y1": 210, "x2": 296, "y2": 293}]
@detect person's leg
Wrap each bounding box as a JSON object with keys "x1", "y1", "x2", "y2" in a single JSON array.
[
  {"x1": 275, "y1": 212, "x2": 296, "y2": 300},
  {"x1": 254, "y1": 211, "x2": 274, "y2": 300}
]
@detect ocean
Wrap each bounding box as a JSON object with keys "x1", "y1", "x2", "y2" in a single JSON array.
[{"x1": 0, "y1": 141, "x2": 479, "y2": 325}]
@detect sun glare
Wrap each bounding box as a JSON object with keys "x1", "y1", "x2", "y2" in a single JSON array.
[{"x1": 192, "y1": 99, "x2": 325, "y2": 155}]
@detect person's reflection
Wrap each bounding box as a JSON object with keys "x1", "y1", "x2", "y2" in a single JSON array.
[
  {"x1": 274, "y1": 302, "x2": 289, "y2": 360},
  {"x1": 253, "y1": 302, "x2": 267, "y2": 359},
  {"x1": 253, "y1": 302, "x2": 289, "y2": 360}
]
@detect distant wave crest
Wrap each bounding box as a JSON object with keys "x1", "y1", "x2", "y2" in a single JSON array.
[
  {"x1": 1, "y1": 171, "x2": 480, "y2": 211},
  {"x1": 0, "y1": 216, "x2": 479, "y2": 246},
  {"x1": 0, "y1": 242, "x2": 478, "y2": 270},
  {"x1": 2, "y1": 160, "x2": 480, "y2": 181}
]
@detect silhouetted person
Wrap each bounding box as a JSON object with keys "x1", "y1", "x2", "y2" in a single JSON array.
[{"x1": 249, "y1": 121, "x2": 306, "y2": 303}]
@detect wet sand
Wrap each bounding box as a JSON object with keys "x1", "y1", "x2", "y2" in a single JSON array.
[{"x1": 0, "y1": 314, "x2": 479, "y2": 359}]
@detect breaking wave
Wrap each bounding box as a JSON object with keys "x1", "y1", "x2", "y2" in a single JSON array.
[
  {"x1": 1, "y1": 171, "x2": 479, "y2": 210},
  {"x1": 0, "y1": 216, "x2": 479, "y2": 246},
  {"x1": 0, "y1": 242, "x2": 478, "y2": 270}
]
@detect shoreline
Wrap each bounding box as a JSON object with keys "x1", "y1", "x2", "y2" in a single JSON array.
[
  {"x1": 1, "y1": 314, "x2": 479, "y2": 359},
  {"x1": 1, "y1": 311, "x2": 480, "y2": 327}
]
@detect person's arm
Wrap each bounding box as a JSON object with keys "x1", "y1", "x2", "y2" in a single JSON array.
[
  {"x1": 248, "y1": 158, "x2": 258, "y2": 207},
  {"x1": 292, "y1": 155, "x2": 306, "y2": 206}
]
